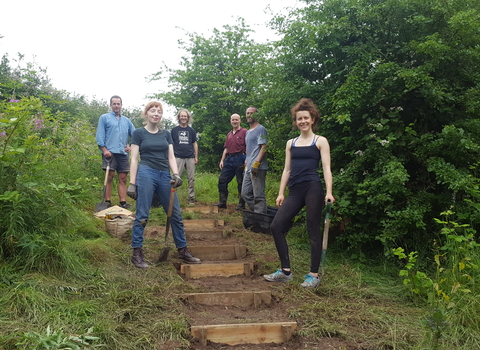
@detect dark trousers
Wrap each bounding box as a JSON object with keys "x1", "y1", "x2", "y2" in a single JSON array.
[
  {"x1": 218, "y1": 154, "x2": 245, "y2": 196},
  {"x1": 270, "y1": 181, "x2": 325, "y2": 273}
]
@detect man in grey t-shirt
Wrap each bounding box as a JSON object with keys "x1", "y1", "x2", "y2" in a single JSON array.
[{"x1": 242, "y1": 106, "x2": 268, "y2": 213}]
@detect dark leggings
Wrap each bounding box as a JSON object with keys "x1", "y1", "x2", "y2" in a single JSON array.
[{"x1": 270, "y1": 181, "x2": 324, "y2": 273}]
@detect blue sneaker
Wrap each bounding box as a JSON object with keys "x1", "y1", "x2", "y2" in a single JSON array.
[
  {"x1": 263, "y1": 269, "x2": 293, "y2": 282},
  {"x1": 300, "y1": 274, "x2": 320, "y2": 289}
]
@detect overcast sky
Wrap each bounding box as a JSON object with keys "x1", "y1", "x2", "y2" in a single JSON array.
[{"x1": 1, "y1": 0, "x2": 300, "y2": 114}]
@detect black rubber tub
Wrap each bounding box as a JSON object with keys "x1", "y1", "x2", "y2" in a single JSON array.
[{"x1": 242, "y1": 206, "x2": 293, "y2": 235}]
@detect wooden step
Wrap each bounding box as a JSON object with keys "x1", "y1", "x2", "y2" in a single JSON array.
[
  {"x1": 183, "y1": 206, "x2": 219, "y2": 214},
  {"x1": 185, "y1": 229, "x2": 227, "y2": 240},
  {"x1": 191, "y1": 322, "x2": 297, "y2": 346},
  {"x1": 184, "y1": 219, "x2": 224, "y2": 229},
  {"x1": 180, "y1": 262, "x2": 254, "y2": 279},
  {"x1": 181, "y1": 291, "x2": 271, "y2": 307},
  {"x1": 188, "y1": 245, "x2": 246, "y2": 260}
]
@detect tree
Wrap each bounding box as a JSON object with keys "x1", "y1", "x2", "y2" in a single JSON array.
[
  {"x1": 150, "y1": 19, "x2": 271, "y2": 170},
  {"x1": 266, "y1": 0, "x2": 480, "y2": 254}
]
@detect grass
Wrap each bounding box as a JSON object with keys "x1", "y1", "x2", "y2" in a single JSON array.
[{"x1": 1, "y1": 173, "x2": 480, "y2": 349}]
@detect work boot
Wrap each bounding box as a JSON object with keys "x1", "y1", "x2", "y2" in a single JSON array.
[
  {"x1": 235, "y1": 197, "x2": 245, "y2": 211},
  {"x1": 213, "y1": 192, "x2": 228, "y2": 209},
  {"x1": 178, "y1": 247, "x2": 201, "y2": 264},
  {"x1": 131, "y1": 247, "x2": 148, "y2": 269}
]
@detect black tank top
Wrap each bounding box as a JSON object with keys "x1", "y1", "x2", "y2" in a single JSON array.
[{"x1": 288, "y1": 136, "x2": 321, "y2": 187}]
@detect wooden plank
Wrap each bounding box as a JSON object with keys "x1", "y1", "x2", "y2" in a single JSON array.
[
  {"x1": 180, "y1": 262, "x2": 254, "y2": 279},
  {"x1": 181, "y1": 291, "x2": 271, "y2": 307},
  {"x1": 191, "y1": 322, "x2": 297, "y2": 345},
  {"x1": 183, "y1": 206, "x2": 219, "y2": 214},
  {"x1": 188, "y1": 245, "x2": 247, "y2": 261},
  {"x1": 183, "y1": 219, "x2": 224, "y2": 228},
  {"x1": 185, "y1": 229, "x2": 227, "y2": 240}
]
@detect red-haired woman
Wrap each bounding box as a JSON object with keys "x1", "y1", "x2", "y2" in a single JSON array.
[{"x1": 127, "y1": 102, "x2": 201, "y2": 269}]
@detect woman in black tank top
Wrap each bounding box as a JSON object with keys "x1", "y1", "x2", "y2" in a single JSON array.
[{"x1": 263, "y1": 98, "x2": 335, "y2": 289}]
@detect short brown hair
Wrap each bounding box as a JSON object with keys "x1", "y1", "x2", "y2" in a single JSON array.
[{"x1": 290, "y1": 98, "x2": 320, "y2": 131}]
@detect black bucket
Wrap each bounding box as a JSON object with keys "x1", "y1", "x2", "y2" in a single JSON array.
[{"x1": 242, "y1": 206, "x2": 292, "y2": 234}]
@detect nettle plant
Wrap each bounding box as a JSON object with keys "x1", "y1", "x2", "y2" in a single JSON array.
[{"x1": 393, "y1": 210, "x2": 479, "y2": 307}]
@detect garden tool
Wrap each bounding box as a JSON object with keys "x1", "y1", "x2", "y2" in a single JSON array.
[
  {"x1": 157, "y1": 185, "x2": 176, "y2": 262},
  {"x1": 95, "y1": 159, "x2": 111, "y2": 212},
  {"x1": 319, "y1": 199, "x2": 333, "y2": 281}
]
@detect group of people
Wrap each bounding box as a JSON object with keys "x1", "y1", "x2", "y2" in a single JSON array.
[
  {"x1": 213, "y1": 106, "x2": 268, "y2": 214},
  {"x1": 96, "y1": 95, "x2": 334, "y2": 289},
  {"x1": 96, "y1": 96, "x2": 200, "y2": 269}
]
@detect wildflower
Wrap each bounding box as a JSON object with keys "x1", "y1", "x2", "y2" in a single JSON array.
[
  {"x1": 0, "y1": 131, "x2": 6, "y2": 137},
  {"x1": 380, "y1": 140, "x2": 389, "y2": 146},
  {"x1": 32, "y1": 118, "x2": 44, "y2": 131},
  {"x1": 9, "y1": 99, "x2": 20, "y2": 103},
  {"x1": 354, "y1": 150, "x2": 364, "y2": 156}
]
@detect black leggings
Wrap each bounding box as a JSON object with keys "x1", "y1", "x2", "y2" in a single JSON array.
[{"x1": 270, "y1": 181, "x2": 324, "y2": 273}]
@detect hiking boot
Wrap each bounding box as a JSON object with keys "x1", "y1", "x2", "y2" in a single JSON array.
[
  {"x1": 188, "y1": 198, "x2": 196, "y2": 206},
  {"x1": 235, "y1": 197, "x2": 245, "y2": 211},
  {"x1": 300, "y1": 274, "x2": 320, "y2": 289},
  {"x1": 131, "y1": 247, "x2": 148, "y2": 269},
  {"x1": 120, "y1": 202, "x2": 131, "y2": 209},
  {"x1": 213, "y1": 192, "x2": 227, "y2": 209},
  {"x1": 263, "y1": 269, "x2": 293, "y2": 282},
  {"x1": 178, "y1": 247, "x2": 201, "y2": 264}
]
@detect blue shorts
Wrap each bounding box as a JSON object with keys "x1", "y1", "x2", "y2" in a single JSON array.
[{"x1": 102, "y1": 153, "x2": 130, "y2": 173}]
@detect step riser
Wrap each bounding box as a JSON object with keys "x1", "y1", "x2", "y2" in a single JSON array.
[
  {"x1": 191, "y1": 322, "x2": 297, "y2": 346},
  {"x1": 187, "y1": 245, "x2": 246, "y2": 260},
  {"x1": 181, "y1": 262, "x2": 253, "y2": 279}
]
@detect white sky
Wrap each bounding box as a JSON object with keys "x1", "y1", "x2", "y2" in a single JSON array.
[{"x1": 1, "y1": 0, "x2": 300, "y2": 114}]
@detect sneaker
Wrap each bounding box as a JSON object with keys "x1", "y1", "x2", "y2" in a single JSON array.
[
  {"x1": 120, "y1": 202, "x2": 131, "y2": 209},
  {"x1": 263, "y1": 269, "x2": 293, "y2": 282},
  {"x1": 300, "y1": 274, "x2": 320, "y2": 289}
]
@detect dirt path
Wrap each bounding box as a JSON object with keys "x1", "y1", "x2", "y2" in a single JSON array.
[{"x1": 145, "y1": 204, "x2": 365, "y2": 350}]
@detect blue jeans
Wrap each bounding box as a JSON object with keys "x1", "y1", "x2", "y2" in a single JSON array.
[
  {"x1": 241, "y1": 169, "x2": 267, "y2": 214},
  {"x1": 131, "y1": 165, "x2": 187, "y2": 249},
  {"x1": 218, "y1": 154, "x2": 245, "y2": 196}
]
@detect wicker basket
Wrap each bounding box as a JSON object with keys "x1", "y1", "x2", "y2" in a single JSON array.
[{"x1": 105, "y1": 215, "x2": 134, "y2": 239}]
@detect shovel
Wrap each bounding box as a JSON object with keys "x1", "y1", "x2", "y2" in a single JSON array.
[
  {"x1": 320, "y1": 199, "x2": 333, "y2": 279},
  {"x1": 95, "y1": 159, "x2": 111, "y2": 212},
  {"x1": 157, "y1": 185, "x2": 176, "y2": 262}
]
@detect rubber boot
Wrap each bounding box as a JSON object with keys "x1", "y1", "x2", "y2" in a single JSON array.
[
  {"x1": 235, "y1": 197, "x2": 245, "y2": 211},
  {"x1": 178, "y1": 247, "x2": 202, "y2": 264},
  {"x1": 131, "y1": 247, "x2": 148, "y2": 269},
  {"x1": 213, "y1": 192, "x2": 228, "y2": 209}
]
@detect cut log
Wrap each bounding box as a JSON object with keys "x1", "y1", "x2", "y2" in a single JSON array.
[
  {"x1": 185, "y1": 229, "x2": 227, "y2": 240},
  {"x1": 188, "y1": 245, "x2": 247, "y2": 260},
  {"x1": 183, "y1": 219, "x2": 224, "y2": 228},
  {"x1": 191, "y1": 322, "x2": 297, "y2": 345},
  {"x1": 181, "y1": 262, "x2": 254, "y2": 279}
]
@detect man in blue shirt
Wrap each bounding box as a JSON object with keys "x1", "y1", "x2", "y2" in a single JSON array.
[{"x1": 96, "y1": 95, "x2": 136, "y2": 208}]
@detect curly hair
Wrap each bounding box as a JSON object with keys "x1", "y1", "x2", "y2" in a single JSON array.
[{"x1": 290, "y1": 98, "x2": 320, "y2": 131}]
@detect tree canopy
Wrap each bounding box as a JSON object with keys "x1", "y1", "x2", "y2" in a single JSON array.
[{"x1": 152, "y1": 0, "x2": 480, "y2": 255}]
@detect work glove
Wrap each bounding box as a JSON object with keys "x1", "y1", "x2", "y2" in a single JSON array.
[
  {"x1": 251, "y1": 161, "x2": 261, "y2": 176},
  {"x1": 127, "y1": 184, "x2": 137, "y2": 200},
  {"x1": 170, "y1": 173, "x2": 183, "y2": 188}
]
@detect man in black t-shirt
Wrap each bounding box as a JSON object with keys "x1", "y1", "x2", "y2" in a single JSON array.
[{"x1": 171, "y1": 109, "x2": 198, "y2": 205}]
